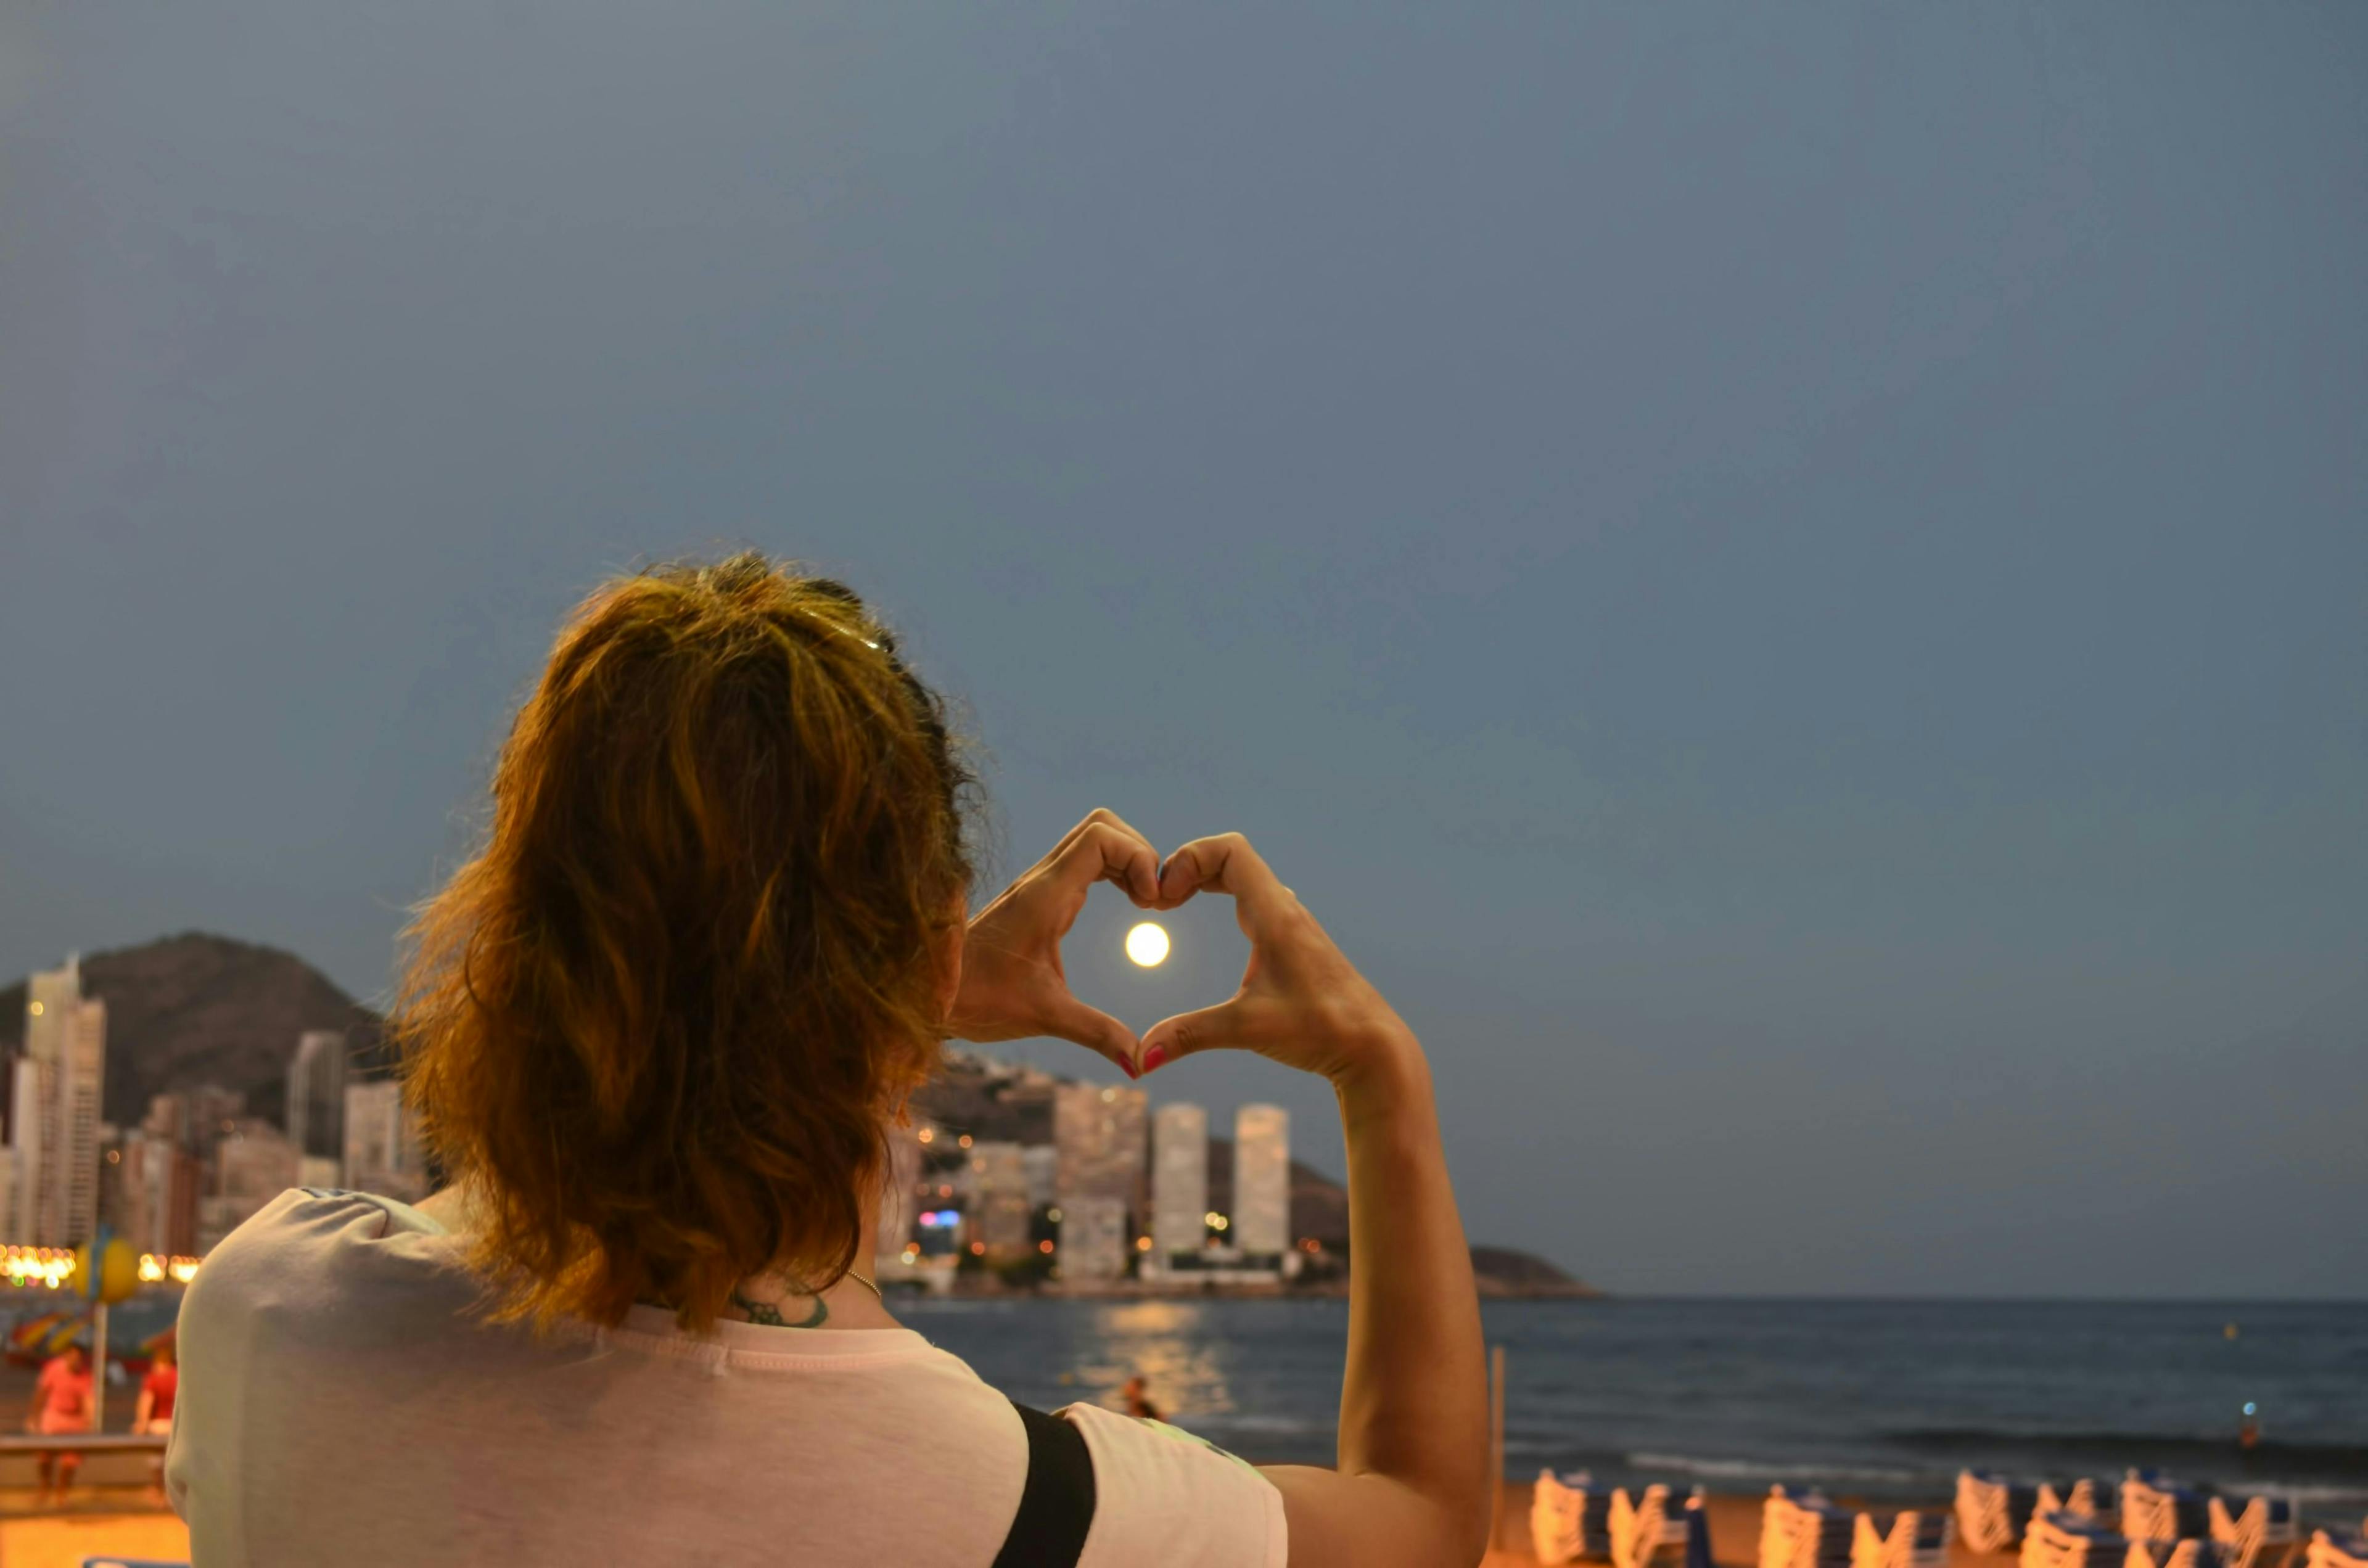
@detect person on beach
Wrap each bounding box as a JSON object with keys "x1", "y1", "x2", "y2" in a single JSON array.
[
  {"x1": 168, "y1": 556, "x2": 1489, "y2": 1566},
  {"x1": 28, "y1": 1339, "x2": 92, "y2": 1506},
  {"x1": 1121, "y1": 1374, "x2": 1164, "y2": 1422},
  {"x1": 134, "y1": 1338, "x2": 177, "y2": 1502}
]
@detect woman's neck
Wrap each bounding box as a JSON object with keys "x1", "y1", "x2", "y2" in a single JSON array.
[{"x1": 420, "y1": 1179, "x2": 900, "y2": 1331}]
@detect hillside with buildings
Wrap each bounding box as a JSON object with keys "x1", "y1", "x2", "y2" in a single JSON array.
[
  {"x1": 1, "y1": 934, "x2": 1592, "y2": 1297},
  {"x1": 0, "y1": 932, "x2": 387, "y2": 1130},
  {"x1": 0, "y1": 940, "x2": 421, "y2": 1265}
]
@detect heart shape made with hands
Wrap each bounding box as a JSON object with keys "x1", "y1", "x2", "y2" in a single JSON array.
[
  {"x1": 954, "y1": 811, "x2": 1383, "y2": 1090},
  {"x1": 950, "y1": 810, "x2": 1263, "y2": 1081}
]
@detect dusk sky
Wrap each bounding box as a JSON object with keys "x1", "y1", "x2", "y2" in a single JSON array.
[{"x1": 3, "y1": 4, "x2": 2361, "y2": 1295}]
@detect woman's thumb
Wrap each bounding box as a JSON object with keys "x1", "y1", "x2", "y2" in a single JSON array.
[{"x1": 1138, "y1": 999, "x2": 1246, "y2": 1075}]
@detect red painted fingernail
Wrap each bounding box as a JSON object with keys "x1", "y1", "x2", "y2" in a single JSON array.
[{"x1": 1141, "y1": 1045, "x2": 1167, "y2": 1073}]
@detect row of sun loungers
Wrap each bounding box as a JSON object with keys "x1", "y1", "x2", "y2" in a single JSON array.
[
  {"x1": 1532, "y1": 1473, "x2": 1710, "y2": 1568},
  {"x1": 1534, "y1": 1470, "x2": 1615, "y2": 1564},
  {"x1": 2209, "y1": 1497, "x2": 2306, "y2": 1568},
  {"x1": 1531, "y1": 1475, "x2": 1954, "y2": 1568},
  {"x1": 1977, "y1": 1472, "x2": 2308, "y2": 1568},
  {"x1": 1959, "y1": 1471, "x2": 2122, "y2": 1551},
  {"x1": 1857, "y1": 1509, "x2": 1955, "y2": 1568},
  {"x1": 1762, "y1": 1484, "x2": 1954, "y2": 1568},
  {"x1": 2123, "y1": 1472, "x2": 2218, "y2": 1548},
  {"x1": 1540, "y1": 1468, "x2": 2330, "y2": 1568},
  {"x1": 1761, "y1": 1484, "x2": 1859, "y2": 1568},
  {"x1": 2020, "y1": 1507, "x2": 2240, "y2": 1568}
]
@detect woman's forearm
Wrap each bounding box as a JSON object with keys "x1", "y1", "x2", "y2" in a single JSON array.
[{"x1": 1333, "y1": 1034, "x2": 1490, "y2": 1556}]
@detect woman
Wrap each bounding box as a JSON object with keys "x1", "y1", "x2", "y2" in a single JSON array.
[
  {"x1": 27, "y1": 1339, "x2": 92, "y2": 1506},
  {"x1": 168, "y1": 556, "x2": 1487, "y2": 1565}
]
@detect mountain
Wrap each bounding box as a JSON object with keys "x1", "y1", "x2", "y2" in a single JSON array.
[
  {"x1": 0, "y1": 932, "x2": 387, "y2": 1130},
  {"x1": 1470, "y1": 1246, "x2": 1597, "y2": 1298}
]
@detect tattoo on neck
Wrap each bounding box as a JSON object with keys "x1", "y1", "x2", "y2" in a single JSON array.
[{"x1": 731, "y1": 1286, "x2": 828, "y2": 1329}]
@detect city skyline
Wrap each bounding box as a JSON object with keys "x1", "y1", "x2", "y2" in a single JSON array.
[
  {"x1": 0, "y1": 950, "x2": 432, "y2": 1264},
  {"x1": 895, "y1": 1065, "x2": 1307, "y2": 1292},
  {"x1": 0, "y1": 948, "x2": 1315, "y2": 1302}
]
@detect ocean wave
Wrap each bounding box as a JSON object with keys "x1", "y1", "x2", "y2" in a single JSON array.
[
  {"x1": 1630, "y1": 1452, "x2": 1925, "y2": 1484},
  {"x1": 1886, "y1": 1427, "x2": 2368, "y2": 1479},
  {"x1": 1191, "y1": 1413, "x2": 1326, "y2": 1434}
]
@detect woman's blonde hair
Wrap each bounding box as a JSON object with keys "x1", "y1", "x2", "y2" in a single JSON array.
[{"x1": 396, "y1": 554, "x2": 972, "y2": 1332}]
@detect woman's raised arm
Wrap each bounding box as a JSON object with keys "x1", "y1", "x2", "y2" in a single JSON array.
[{"x1": 1140, "y1": 834, "x2": 1491, "y2": 1568}]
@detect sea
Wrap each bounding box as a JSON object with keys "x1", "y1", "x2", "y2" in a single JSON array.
[
  {"x1": 901, "y1": 1295, "x2": 2367, "y2": 1520},
  {"x1": 7, "y1": 1292, "x2": 2359, "y2": 1525}
]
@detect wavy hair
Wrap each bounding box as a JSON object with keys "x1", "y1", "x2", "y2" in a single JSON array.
[{"x1": 395, "y1": 554, "x2": 974, "y2": 1332}]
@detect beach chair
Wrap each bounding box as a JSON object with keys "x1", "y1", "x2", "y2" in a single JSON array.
[
  {"x1": 2304, "y1": 1529, "x2": 2368, "y2": 1568},
  {"x1": 1536, "y1": 1468, "x2": 1613, "y2": 1565},
  {"x1": 2025, "y1": 1511, "x2": 2134, "y2": 1568},
  {"x1": 1962, "y1": 1471, "x2": 2042, "y2": 1553},
  {"x1": 1614, "y1": 1484, "x2": 1701, "y2": 1568},
  {"x1": 1762, "y1": 1487, "x2": 1823, "y2": 1568},
  {"x1": 1761, "y1": 1485, "x2": 1857, "y2": 1568},
  {"x1": 1854, "y1": 1510, "x2": 1954, "y2": 1568},
  {"x1": 2210, "y1": 1495, "x2": 2303, "y2": 1568},
  {"x1": 2124, "y1": 1472, "x2": 2214, "y2": 1546},
  {"x1": 2037, "y1": 1479, "x2": 2116, "y2": 1530}
]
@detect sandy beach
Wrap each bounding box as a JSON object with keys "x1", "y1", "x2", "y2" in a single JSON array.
[{"x1": 1481, "y1": 1484, "x2": 2010, "y2": 1568}]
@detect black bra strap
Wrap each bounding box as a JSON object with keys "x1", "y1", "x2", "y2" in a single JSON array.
[{"x1": 994, "y1": 1400, "x2": 1096, "y2": 1568}]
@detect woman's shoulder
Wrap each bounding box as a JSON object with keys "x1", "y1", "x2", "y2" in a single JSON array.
[
  {"x1": 1055, "y1": 1404, "x2": 1288, "y2": 1568},
  {"x1": 181, "y1": 1187, "x2": 471, "y2": 1340}
]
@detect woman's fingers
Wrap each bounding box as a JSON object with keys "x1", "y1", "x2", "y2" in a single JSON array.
[
  {"x1": 1043, "y1": 993, "x2": 1146, "y2": 1078},
  {"x1": 1156, "y1": 832, "x2": 1297, "y2": 934},
  {"x1": 1138, "y1": 996, "x2": 1255, "y2": 1074},
  {"x1": 1049, "y1": 815, "x2": 1162, "y2": 906}
]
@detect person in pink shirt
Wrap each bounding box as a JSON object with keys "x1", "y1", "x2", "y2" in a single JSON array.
[{"x1": 27, "y1": 1340, "x2": 92, "y2": 1506}]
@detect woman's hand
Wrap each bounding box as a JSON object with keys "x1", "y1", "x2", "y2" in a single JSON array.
[
  {"x1": 1141, "y1": 833, "x2": 1487, "y2": 1566},
  {"x1": 948, "y1": 808, "x2": 1164, "y2": 1077},
  {"x1": 1137, "y1": 832, "x2": 1420, "y2": 1094}
]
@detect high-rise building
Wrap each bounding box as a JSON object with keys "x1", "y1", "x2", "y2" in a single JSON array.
[
  {"x1": 1022, "y1": 1146, "x2": 1059, "y2": 1210},
  {"x1": 143, "y1": 1093, "x2": 189, "y2": 1147},
  {"x1": 1151, "y1": 1102, "x2": 1209, "y2": 1263},
  {"x1": 186, "y1": 1085, "x2": 247, "y2": 1168},
  {"x1": 1053, "y1": 1081, "x2": 1146, "y2": 1223},
  {"x1": 1056, "y1": 1194, "x2": 1128, "y2": 1285},
  {"x1": 110, "y1": 1130, "x2": 165, "y2": 1257},
  {"x1": 198, "y1": 1119, "x2": 299, "y2": 1252},
  {"x1": 9, "y1": 956, "x2": 107, "y2": 1246},
  {"x1": 1231, "y1": 1103, "x2": 1289, "y2": 1260},
  {"x1": 123, "y1": 1094, "x2": 200, "y2": 1257},
  {"x1": 341, "y1": 1080, "x2": 427, "y2": 1204},
  {"x1": 962, "y1": 1141, "x2": 1032, "y2": 1260},
  {"x1": 144, "y1": 1143, "x2": 200, "y2": 1258},
  {"x1": 287, "y1": 1030, "x2": 348, "y2": 1187}
]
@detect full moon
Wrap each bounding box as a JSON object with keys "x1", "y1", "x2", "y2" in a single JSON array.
[{"x1": 1125, "y1": 922, "x2": 1170, "y2": 967}]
